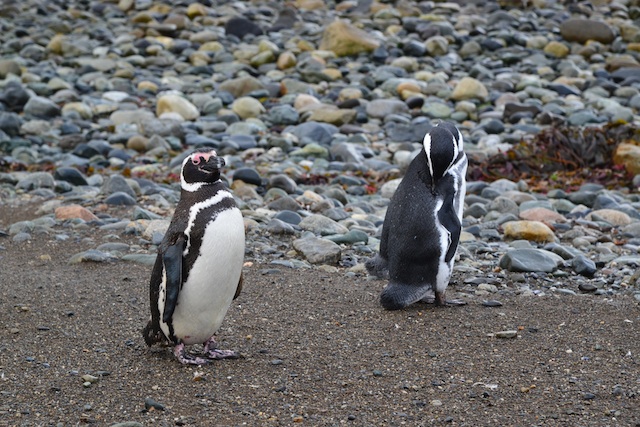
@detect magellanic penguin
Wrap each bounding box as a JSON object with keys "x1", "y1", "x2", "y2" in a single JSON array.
[
  {"x1": 143, "y1": 148, "x2": 245, "y2": 364},
  {"x1": 365, "y1": 121, "x2": 467, "y2": 310}
]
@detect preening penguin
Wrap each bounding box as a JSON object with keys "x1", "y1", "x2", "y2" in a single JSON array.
[
  {"x1": 143, "y1": 148, "x2": 245, "y2": 364},
  {"x1": 365, "y1": 122, "x2": 467, "y2": 310}
]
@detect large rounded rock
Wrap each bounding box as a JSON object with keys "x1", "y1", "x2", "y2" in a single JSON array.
[
  {"x1": 450, "y1": 77, "x2": 489, "y2": 101},
  {"x1": 231, "y1": 97, "x2": 266, "y2": 119},
  {"x1": 23, "y1": 96, "x2": 61, "y2": 119},
  {"x1": 293, "y1": 236, "x2": 341, "y2": 265},
  {"x1": 218, "y1": 76, "x2": 265, "y2": 98},
  {"x1": 365, "y1": 99, "x2": 409, "y2": 119},
  {"x1": 613, "y1": 143, "x2": 640, "y2": 175},
  {"x1": 225, "y1": 16, "x2": 263, "y2": 39},
  {"x1": 156, "y1": 94, "x2": 200, "y2": 120},
  {"x1": 499, "y1": 248, "x2": 562, "y2": 273},
  {"x1": 0, "y1": 59, "x2": 21, "y2": 78},
  {"x1": 319, "y1": 20, "x2": 380, "y2": 57},
  {"x1": 560, "y1": 18, "x2": 616, "y2": 44},
  {"x1": 503, "y1": 220, "x2": 555, "y2": 243}
]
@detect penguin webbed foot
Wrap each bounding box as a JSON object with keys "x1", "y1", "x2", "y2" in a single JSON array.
[
  {"x1": 203, "y1": 336, "x2": 241, "y2": 360},
  {"x1": 173, "y1": 343, "x2": 210, "y2": 365}
]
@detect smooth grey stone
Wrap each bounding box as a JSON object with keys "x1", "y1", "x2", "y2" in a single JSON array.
[
  {"x1": 482, "y1": 300, "x2": 503, "y2": 307},
  {"x1": 121, "y1": 254, "x2": 157, "y2": 265},
  {"x1": 265, "y1": 218, "x2": 296, "y2": 235},
  {"x1": 545, "y1": 243, "x2": 581, "y2": 260},
  {"x1": 97, "y1": 242, "x2": 130, "y2": 253},
  {"x1": 269, "y1": 174, "x2": 298, "y2": 194},
  {"x1": 464, "y1": 203, "x2": 488, "y2": 218},
  {"x1": 323, "y1": 208, "x2": 350, "y2": 222},
  {"x1": 110, "y1": 422, "x2": 144, "y2": 427},
  {"x1": 551, "y1": 199, "x2": 577, "y2": 214},
  {"x1": 102, "y1": 175, "x2": 135, "y2": 197},
  {"x1": 68, "y1": 249, "x2": 118, "y2": 264},
  {"x1": 228, "y1": 134, "x2": 257, "y2": 150},
  {"x1": 0, "y1": 81, "x2": 30, "y2": 113},
  {"x1": 479, "y1": 229, "x2": 501, "y2": 240},
  {"x1": 269, "y1": 104, "x2": 299, "y2": 125},
  {"x1": 53, "y1": 167, "x2": 88, "y2": 186},
  {"x1": 23, "y1": 95, "x2": 61, "y2": 119},
  {"x1": 519, "y1": 200, "x2": 553, "y2": 212},
  {"x1": 132, "y1": 207, "x2": 162, "y2": 220},
  {"x1": 284, "y1": 122, "x2": 338, "y2": 146},
  {"x1": 16, "y1": 172, "x2": 55, "y2": 191},
  {"x1": 267, "y1": 195, "x2": 301, "y2": 211},
  {"x1": 610, "y1": 255, "x2": 640, "y2": 266},
  {"x1": 578, "y1": 283, "x2": 597, "y2": 293},
  {"x1": 509, "y1": 240, "x2": 533, "y2": 249},
  {"x1": 572, "y1": 254, "x2": 597, "y2": 277},
  {"x1": 330, "y1": 142, "x2": 366, "y2": 164},
  {"x1": 480, "y1": 187, "x2": 503, "y2": 200},
  {"x1": 323, "y1": 187, "x2": 348, "y2": 205},
  {"x1": 325, "y1": 229, "x2": 369, "y2": 245},
  {"x1": 466, "y1": 181, "x2": 489, "y2": 194},
  {"x1": 488, "y1": 197, "x2": 519, "y2": 216},
  {"x1": 12, "y1": 232, "x2": 31, "y2": 243},
  {"x1": 292, "y1": 236, "x2": 341, "y2": 264},
  {"x1": 0, "y1": 111, "x2": 22, "y2": 136},
  {"x1": 498, "y1": 248, "x2": 562, "y2": 273},
  {"x1": 274, "y1": 210, "x2": 302, "y2": 225},
  {"x1": 233, "y1": 167, "x2": 263, "y2": 186},
  {"x1": 185, "y1": 134, "x2": 220, "y2": 148},
  {"x1": 567, "y1": 191, "x2": 597, "y2": 207},
  {"x1": 568, "y1": 110, "x2": 601, "y2": 126},
  {"x1": 105, "y1": 192, "x2": 137, "y2": 206},
  {"x1": 621, "y1": 222, "x2": 640, "y2": 237},
  {"x1": 299, "y1": 214, "x2": 348, "y2": 236}
]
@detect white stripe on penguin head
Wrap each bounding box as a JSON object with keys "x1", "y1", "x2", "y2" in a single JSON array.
[{"x1": 423, "y1": 133, "x2": 435, "y2": 184}]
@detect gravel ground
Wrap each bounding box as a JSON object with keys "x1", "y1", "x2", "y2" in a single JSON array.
[{"x1": 1, "y1": 205, "x2": 639, "y2": 427}]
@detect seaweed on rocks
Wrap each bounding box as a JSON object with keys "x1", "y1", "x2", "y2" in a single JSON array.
[{"x1": 468, "y1": 123, "x2": 640, "y2": 192}]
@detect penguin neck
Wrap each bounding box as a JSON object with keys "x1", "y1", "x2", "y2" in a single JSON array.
[{"x1": 180, "y1": 179, "x2": 221, "y2": 194}]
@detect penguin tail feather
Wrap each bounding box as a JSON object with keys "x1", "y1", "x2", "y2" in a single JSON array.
[
  {"x1": 380, "y1": 282, "x2": 433, "y2": 310},
  {"x1": 365, "y1": 255, "x2": 389, "y2": 279}
]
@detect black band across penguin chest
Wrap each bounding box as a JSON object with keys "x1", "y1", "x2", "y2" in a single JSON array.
[{"x1": 182, "y1": 189, "x2": 238, "y2": 273}]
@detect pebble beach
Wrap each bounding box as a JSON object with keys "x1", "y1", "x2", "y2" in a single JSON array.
[
  {"x1": 2, "y1": 0, "x2": 640, "y2": 307},
  {"x1": 2, "y1": 1, "x2": 640, "y2": 425}
]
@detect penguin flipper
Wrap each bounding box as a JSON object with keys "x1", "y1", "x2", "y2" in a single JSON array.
[
  {"x1": 233, "y1": 272, "x2": 243, "y2": 300},
  {"x1": 162, "y1": 235, "x2": 185, "y2": 324},
  {"x1": 437, "y1": 179, "x2": 461, "y2": 264}
]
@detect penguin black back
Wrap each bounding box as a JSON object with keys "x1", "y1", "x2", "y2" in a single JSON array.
[{"x1": 367, "y1": 122, "x2": 467, "y2": 310}]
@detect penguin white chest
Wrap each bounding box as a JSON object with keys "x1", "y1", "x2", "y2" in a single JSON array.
[{"x1": 169, "y1": 208, "x2": 245, "y2": 345}]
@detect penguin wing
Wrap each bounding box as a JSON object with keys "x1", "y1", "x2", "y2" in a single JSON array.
[
  {"x1": 161, "y1": 234, "x2": 185, "y2": 324},
  {"x1": 437, "y1": 177, "x2": 461, "y2": 264},
  {"x1": 233, "y1": 272, "x2": 243, "y2": 300}
]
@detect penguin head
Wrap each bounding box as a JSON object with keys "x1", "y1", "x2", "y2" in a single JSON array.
[
  {"x1": 423, "y1": 126, "x2": 459, "y2": 185},
  {"x1": 436, "y1": 121, "x2": 464, "y2": 154},
  {"x1": 180, "y1": 148, "x2": 225, "y2": 191}
]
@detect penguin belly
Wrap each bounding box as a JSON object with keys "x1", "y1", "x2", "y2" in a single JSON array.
[{"x1": 167, "y1": 209, "x2": 244, "y2": 345}]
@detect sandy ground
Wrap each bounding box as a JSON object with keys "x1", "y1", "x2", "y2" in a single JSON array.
[{"x1": 0, "y1": 205, "x2": 639, "y2": 426}]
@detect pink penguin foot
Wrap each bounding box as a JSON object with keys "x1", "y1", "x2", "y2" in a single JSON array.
[
  {"x1": 203, "y1": 336, "x2": 241, "y2": 360},
  {"x1": 173, "y1": 343, "x2": 209, "y2": 365}
]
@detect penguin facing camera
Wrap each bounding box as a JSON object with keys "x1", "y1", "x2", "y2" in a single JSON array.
[
  {"x1": 366, "y1": 121, "x2": 467, "y2": 310},
  {"x1": 143, "y1": 148, "x2": 245, "y2": 364}
]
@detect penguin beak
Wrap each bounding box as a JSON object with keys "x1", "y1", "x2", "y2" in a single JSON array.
[{"x1": 199, "y1": 155, "x2": 225, "y2": 172}]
